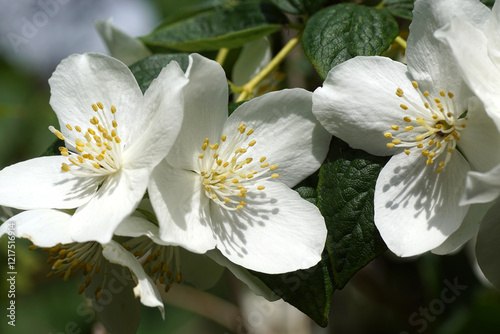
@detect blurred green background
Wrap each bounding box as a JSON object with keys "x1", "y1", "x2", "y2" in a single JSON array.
[{"x1": 0, "y1": 0, "x2": 500, "y2": 333}]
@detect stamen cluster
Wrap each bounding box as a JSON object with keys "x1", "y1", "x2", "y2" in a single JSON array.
[
  {"x1": 123, "y1": 237, "x2": 182, "y2": 293},
  {"x1": 197, "y1": 122, "x2": 279, "y2": 211},
  {"x1": 34, "y1": 242, "x2": 107, "y2": 300},
  {"x1": 384, "y1": 81, "x2": 467, "y2": 173},
  {"x1": 49, "y1": 102, "x2": 122, "y2": 177}
]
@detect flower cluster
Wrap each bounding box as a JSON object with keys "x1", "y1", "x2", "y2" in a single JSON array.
[
  {"x1": 3, "y1": 0, "x2": 500, "y2": 331},
  {"x1": 313, "y1": 0, "x2": 500, "y2": 288},
  {"x1": 0, "y1": 51, "x2": 330, "y2": 330}
]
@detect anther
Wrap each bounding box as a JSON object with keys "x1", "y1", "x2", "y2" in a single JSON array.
[{"x1": 49, "y1": 126, "x2": 65, "y2": 140}]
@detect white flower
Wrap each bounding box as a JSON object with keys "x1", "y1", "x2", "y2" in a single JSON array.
[
  {"x1": 435, "y1": 0, "x2": 500, "y2": 288},
  {"x1": 148, "y1": 54, "x2": 331, "y2": 274},
  {"x1": 312, "y1": 0, "x2": 500, "y2": 257},
  {"x1": 0, "y1": 53, "x2": 187, "y2": 243},
  {"x1": 0, "y1": 209, "x2": 164, "y2": 333},
  {"x1": 435, "y1": 1, "x2": 500, "y2": 206}
]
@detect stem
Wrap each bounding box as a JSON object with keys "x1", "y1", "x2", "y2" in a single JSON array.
[
  {"x1": 215, "y1": 48, "x2": 230, "y2": 66},
  {"x1": 236, "y1": 33, "x2": 302, "y2": 103},
  {"x1": 228, "y1": 80, "x2": 243, "y2": 93},
  {"x1": 395, "y1": 36, "x2": 407, "y2": 50}
]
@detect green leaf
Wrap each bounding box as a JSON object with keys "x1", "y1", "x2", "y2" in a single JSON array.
[
  {"x1": 252, "y1": 139, "x2": 388, "y2": 326},
  {"x1": 159, "y1": 0, "x2": 227, "y2": 27},
  {"x1": 318, "y1": 141, "x2": 388, "y2": 288},
  {"x1": 140, "y1": 1, "x2": 287, "y2": 52},
  {"x1": 295, "y1": 186, "x2": 317, "y2": 204},
  {"x1": 270, "y1": 0, "x2": 327, "y2": 15},
  {"x1": 384, "y1": 0, "x2": 414, "y2": 20},
  {"x1": 302, "y1": 3, "x2": 399, "y2": 79},
  {"x1": 129, "y1": 54, "x2": 190, "y2": 94}
]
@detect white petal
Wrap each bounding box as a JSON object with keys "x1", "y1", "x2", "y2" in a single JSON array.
[
  {"x1": 166, "y1": 54, "x2": 228, "y2": 171},
  {"x1": 95, "y1": 18, "x2": 151, "y2": 66},
  {"x1": 461, "y1": 165, "x2": 500, "y2": 205},
  {"x1": 85, "y1": 261, "x2": 141, "y2": 334},
  {"x1": 0, "y1": 156, "x2": 101, "y2": 210},
  {"x1": 475, "y1": 198, "x2": 500, "y2": 288},
  {"x1": 0, "y1": 209, "x2": 72, "y2": 247},
  {"x1": 124, "y1": 60, "x2": 187, "y2": 170},
  {"x1": 313, "y1": 56, "x2": 420, "y2": 156},
  {"x1": 458, "y1": 97, "x2": 500, "y2": 173},
  {"x1": 435, "y1": 19, "x2": 500, "y2": 130},
  {"x1": 148, "y1": 160, "x2": 216, "y2": 253},
  {"x1": 210, "y1": 181, "x2": 327, "y2": 274},
  {"x1": 487, "y1": 0, "x2": 500, "y2": 66},
  {"x1": 432, "y1": 203, "x2": 491, "y2": 255},
  {"x1": 70, "y1": 168, "x2": 149, "y2": 243},
  {"x1": 232, "y1": 37, "x2": 272, "y2": 86},
  {"x1": 48, "y1": 53, "x2": 143, "y2": 146},
  {"x1": 408, "y1": 0, "x2": 489, "y2": 102},
  {"x1": 224, "y1": 89, "x2": 330, "y2": 187},
  {"x1": 115, "y1": 215, "x2": 162, "y2": 242},
  {"x1": 206, "y1": 249, "x2": 279, "y2": 301},
  {"x1": 375, "y1": 151, "x2": 470, "y2": 256},
  {"x1": 102, "y1": 241, "x2": 164, "y2": 316}
]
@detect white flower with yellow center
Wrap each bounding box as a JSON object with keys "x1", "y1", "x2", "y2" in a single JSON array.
[
  {"x1": 148, "y1": 54, "x2": 331, "y2": 274},
  {"x1": 435, "y1": 0, "x2": 500, "y2": 288},
  {"x1": 0, "y1": 53, "x2": 187, "y2": 243},
  {"x1": 0, "y1": 209, "x2": 164, "y2": 333},
  {"x1": 313, "y1": 0, "x2": 500, "y2": 257}
]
